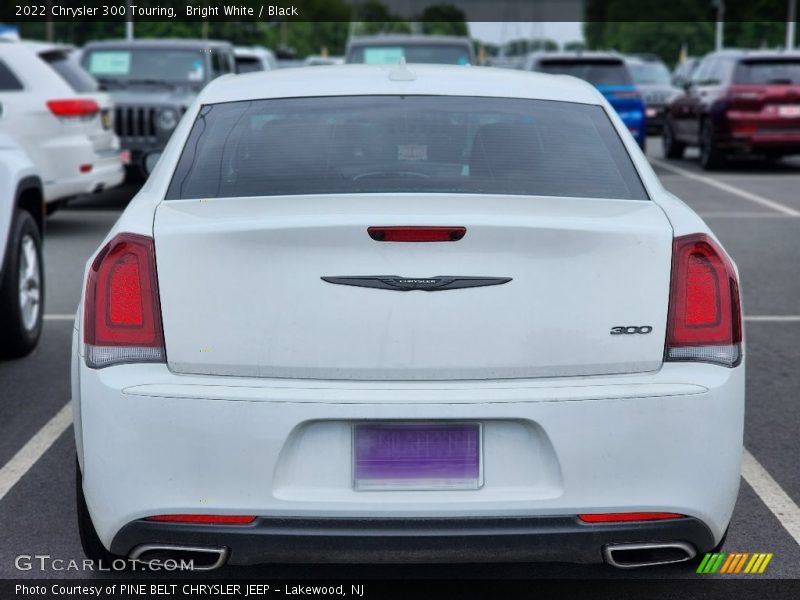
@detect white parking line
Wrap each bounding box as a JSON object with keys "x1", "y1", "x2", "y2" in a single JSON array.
[
  {"x1": 0, "y1": 403, "x2": 72, "y2": 502},
  {"x1": 651, "y1": 158, "x2": 800, "y2": 217},
  {"x1": 742, "y1": 449, "x2": 800, "y2": 546},
  {"x1": 745, "y1": 316, "x2": 800, "y2": 322},
  {"x1": 43, "y1": 314, "x2": 76, "y2": 321}
]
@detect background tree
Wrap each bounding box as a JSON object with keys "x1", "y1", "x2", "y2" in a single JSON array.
[
  {"x1": 584, "y1": 0, "x2": 797, "y2": 67},
  {"x1": 351, "y1": 0, "x2": 411, "y2": 35},
  {"x1": 419, "y1": 5, "x2": 469, "y2": 36}
]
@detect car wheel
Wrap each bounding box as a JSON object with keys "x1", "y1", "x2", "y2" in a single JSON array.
[
  {"x1": 699, "y1": 121, "x2": 725, "y2": 170},
  {"x1": 76, "y1": 457, "x2": 124, "y2": 564},
  {"x1": 662, "y1": 119, "x2": 685, "y2": 159},
  {"x1": 0, "y1": 210, "x2": 44, "y2": 358}
]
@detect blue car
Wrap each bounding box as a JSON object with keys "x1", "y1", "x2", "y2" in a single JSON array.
[{"x1": 524, "y1": 52, "x2": 647, "y2": 149}]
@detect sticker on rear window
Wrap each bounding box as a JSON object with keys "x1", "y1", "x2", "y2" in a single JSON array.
[
  {"x1": 188, "y1": 59, "x2": 205, "y2": 81},
  {"x1": 364, "y1": 47, "x2": 404, "y2": 64},
  {"x1": 398, "y1": 144, "x2": 427, "y2": 161},
  {"x1": 88, "y1": 51, "x2": 131, "y2": 75}
]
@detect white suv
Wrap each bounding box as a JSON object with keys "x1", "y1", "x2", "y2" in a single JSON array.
[
  {"x1": 0, "y1": 102, "x2": 45, "y2": 357},
  {"x1": 0, "y1": 40, "x2": 124, "y2": 211}
]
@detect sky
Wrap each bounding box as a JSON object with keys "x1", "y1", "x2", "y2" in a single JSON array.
[{"x1": 468, "y1": 22, "x2": 584, "y2": 47}]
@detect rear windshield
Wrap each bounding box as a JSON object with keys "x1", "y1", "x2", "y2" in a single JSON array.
[
  {"x1": 166, "y1": 95, "x2": 648, "y2": 201},
  {"x1": 40, "y1": 51, "x2": 98, "y2": 93},
  {"x1": 628, "y1": 62, "x2": 671, "y2": 86},
  {"x1": 235, "y1": 56, "x2": 263, "y2": 73},
  {"x1": 347, "y1": 44, "x2": 472, "y2": 65},
  {"x1": 538, "y1": 60, "x2": 633, "y2": 86},
  {"x1": 734, "y1": 59, "x2": 800, "y2": 85}
]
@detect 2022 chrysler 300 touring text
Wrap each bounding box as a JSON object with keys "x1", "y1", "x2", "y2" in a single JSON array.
[{"x1": 72, "y1": 64, "x2": 744, "y2": 570}]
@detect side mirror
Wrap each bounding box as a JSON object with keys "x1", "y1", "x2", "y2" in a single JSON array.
[{"x1": 143, "y1": 152, "x2": 162, "y2": 176}]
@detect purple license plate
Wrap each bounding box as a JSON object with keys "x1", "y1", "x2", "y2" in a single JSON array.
[{"x1": 353, "y1": 422, "x2": 482, "y2": 491}]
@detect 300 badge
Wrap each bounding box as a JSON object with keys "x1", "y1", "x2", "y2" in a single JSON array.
[{"x1": 610, "y1": 325, "x2": 653, "y2": 335}]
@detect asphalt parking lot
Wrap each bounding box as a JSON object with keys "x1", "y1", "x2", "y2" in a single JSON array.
[{"x1": 0, "y1": 139, "x2": 798, "y2": 582}]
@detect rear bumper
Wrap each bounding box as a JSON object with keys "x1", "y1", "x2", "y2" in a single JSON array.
[
  {"x1": 111, "y1": 515, "x2": 714, "y2": 564},
  {"x1": 717, "y1": 114, "x2": 800, "y2": 153},
  {"x1": 617, "y1": 110, "x2": 646, "y2": 144},
  {"x1": 43, "y1": 150, "x2": 124, "y2": 203},
  {"x1": 74, "y1": 355, "x2": 744, "y2": 562}
]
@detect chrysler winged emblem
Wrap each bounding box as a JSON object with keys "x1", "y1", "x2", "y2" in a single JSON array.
[{"x1": 321, "y1": 276, "x2": 512, "y2": 292}]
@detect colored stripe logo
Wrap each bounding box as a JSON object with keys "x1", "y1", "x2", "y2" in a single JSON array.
[{"x1": 696, "y1": 552, "x2": 773, "y2": 574}]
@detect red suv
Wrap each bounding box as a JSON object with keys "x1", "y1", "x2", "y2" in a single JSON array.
[{"x1": 663, "y1": 50, "x2": 800, "y2": 169}]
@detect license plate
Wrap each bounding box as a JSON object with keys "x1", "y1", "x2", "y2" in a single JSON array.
[
  {"x1": 353, "y1": 422, "x2": 482, "y2": 491},
  {"x1": 778, "y1": 105, "x2": 800, "y2": 117}
]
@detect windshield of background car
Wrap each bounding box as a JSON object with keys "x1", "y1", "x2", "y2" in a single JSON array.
[
  {"x1": 538, "y1": 59, "x2": 634, "y2": 86},
  {"x1": 629, "y1": 62, "x2": 671, "y2": 85},
  {"x1": 347, "y1": 45, "x2": 471, "y2": 65},
  {"x1": 235, "y1": 57, "x2": 264, "y2": 73},
  {"x1": 165, "y1": 95, "x2": 648, "y2": 201},
  {"x1": 734, "y1": 59, "x2": 800, "y2": 84},
  {"x1": 83, "y1": 48, "x2": 207, "y2": 84}
]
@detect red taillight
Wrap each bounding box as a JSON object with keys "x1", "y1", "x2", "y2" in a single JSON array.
[
  {"x1": 145, "y1": 515, "x2": 256, "y2": 525},
  {"x1": 368, "y1": 226, "x2": 466, "y2": 242},
  {"x1": 47, "y1": 98, "x2": 100, "y2": 119},
  {"x1": 84, "y1": 233, "x2": 165, "y2": 368},
  {"x1": 579, "y1": 512, "x2": 684, "y2": 523},
  {"x1": 79, "y1": 164, "x2": 93, "y2": 173},
  {"x1": 666, "y1": 233, "x2": 742, "y2": 367}
]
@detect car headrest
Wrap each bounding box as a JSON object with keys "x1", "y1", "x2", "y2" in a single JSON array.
[{"x1": 235, "y1": 120, "x2": 335, "y2": 182}]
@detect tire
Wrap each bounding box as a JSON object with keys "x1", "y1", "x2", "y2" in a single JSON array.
[
  {"x1": 662, "y1": 118, "x2": 685, "y2": 159},
  {"x1": 76, "y1": 457, "x2": 123, "y2": 564},
  {"x1": 0, "y1": 210, "x2": 44, "y2": 358},
  {"x1": 699, "y1": 120, "x2": 725, "y2": 170}
]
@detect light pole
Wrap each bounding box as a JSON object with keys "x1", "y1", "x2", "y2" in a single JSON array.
[
  {"x1": 125, "y1": 0, "x2": 133, "y2": 40},
  {"x1": 789, "y1": 0, "x2": 797, "y2": 49},
  {"x1": 713, "y1": 0, "x2": 725, "y2": 51}
]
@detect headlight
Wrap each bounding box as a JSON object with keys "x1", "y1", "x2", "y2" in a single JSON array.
[{"x1": 156, "y1": 108, "x2": 179, "y2": 131}]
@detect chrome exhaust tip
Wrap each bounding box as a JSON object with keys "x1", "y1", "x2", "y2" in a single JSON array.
[
  {"x1": 603, "y1": 541, "x2": 696, "y2": 569},
  {"x1": 129, "y1": 544, "x2": 229, "y2": 571}
]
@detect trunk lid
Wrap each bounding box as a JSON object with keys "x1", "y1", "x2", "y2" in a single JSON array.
[{"x1": 154, "y1": 194, "x2": 673, "y2": 380}]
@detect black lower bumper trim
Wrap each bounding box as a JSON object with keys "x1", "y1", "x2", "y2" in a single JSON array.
[{"x1": 110, "y1": 516, "x2": 715, "y2": 565}]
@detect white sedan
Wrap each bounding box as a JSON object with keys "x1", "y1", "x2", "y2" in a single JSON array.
[{"x1": 72, "y1": 64, "x2": 744, "y2": 570}]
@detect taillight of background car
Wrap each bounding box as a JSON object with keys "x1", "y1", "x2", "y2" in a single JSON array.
[{"x1": 46, "y1": 98, "x2": 99, "y2": 121}]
